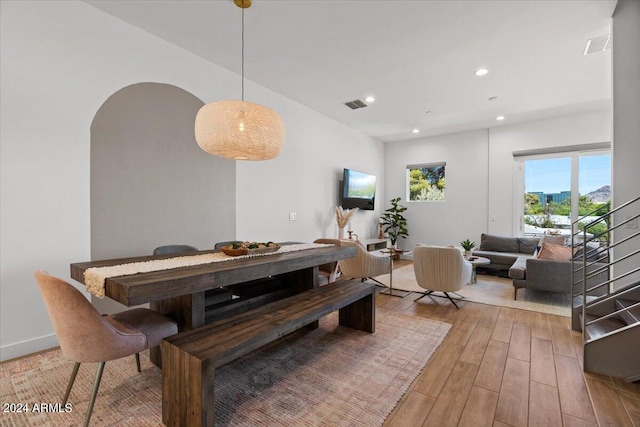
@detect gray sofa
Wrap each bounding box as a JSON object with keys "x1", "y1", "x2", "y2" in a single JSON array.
[
  {"x1": 472, "y1": 233, "x2": 609, "y2": 300},
  {"x1": 509, "y1": 242, "x2": 609, "y2": 299},
  {"x1": 471, "y1": 234, "x2": 538, "y2": 273}
]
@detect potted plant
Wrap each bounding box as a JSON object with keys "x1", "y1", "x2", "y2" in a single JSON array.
[
  {"x1": 381, "y1": 197, "x2": 409, "y2": 255},
  {"x1": 460, "y1": 239, "x2": 475, "y2": 256}
]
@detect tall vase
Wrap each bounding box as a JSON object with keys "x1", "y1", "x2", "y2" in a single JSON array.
[{"x1": 338, "y1": 227, "x2": 345, "y2": 240}]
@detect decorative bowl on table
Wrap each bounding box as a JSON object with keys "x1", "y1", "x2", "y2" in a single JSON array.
[
  {"x1": 220, "y1": 241, "x2": 280, "y2": 257},
  {"x1": 220, "y1": 246, "x2": 248, "y2": 256}
]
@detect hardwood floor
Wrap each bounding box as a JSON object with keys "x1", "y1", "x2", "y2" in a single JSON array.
[{"x1": 379, "y1": 261, "x2": 640, "y2": 427}]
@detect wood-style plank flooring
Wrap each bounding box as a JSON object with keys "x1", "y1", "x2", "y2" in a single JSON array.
[{"x1": 379, "y1": 261, "x2": 640, "y2": 427}]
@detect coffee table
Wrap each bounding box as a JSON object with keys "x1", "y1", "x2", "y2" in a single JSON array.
[{"x1": 465, "y1": 256, "x2": 490, "y2": 284}]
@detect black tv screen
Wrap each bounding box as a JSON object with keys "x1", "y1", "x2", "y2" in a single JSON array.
[{"x1": 341, "y1": 168, "x2": 376, "y2": 210}]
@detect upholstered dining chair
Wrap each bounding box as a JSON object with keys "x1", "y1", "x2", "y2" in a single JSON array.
[
  {"x1": 338, "y1": 239, "x2": 390, "y2": 285},
  {"x1": 153, "y1": 244, "x2": 199, "y2": 256},
  {"x1": 313, "y1": 238, "x2": 342, "y2": 285},
  {"x1": 35, "y1": 270, "x2": 178, "y2": 427},
  {"x1": 412, "y1": 245, "x2": 472, "y2": 309}
]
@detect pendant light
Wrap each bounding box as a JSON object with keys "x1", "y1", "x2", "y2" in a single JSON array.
[{"x1": 195, "y1": 0, "x2": 285, "y2": 161}]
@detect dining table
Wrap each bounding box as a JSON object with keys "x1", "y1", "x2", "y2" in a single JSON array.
[{"x1": 70, "y1": 243, "x2": 356, "y2": 365}]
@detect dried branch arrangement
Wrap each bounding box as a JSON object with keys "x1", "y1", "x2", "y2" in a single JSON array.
[{"x1": 336, "y1": 206, "x2": 359, "y2": 228}]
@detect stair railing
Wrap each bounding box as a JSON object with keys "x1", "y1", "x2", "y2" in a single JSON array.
[{"x1": 571, "y1": 195, "x2": 640, "y2": 339}]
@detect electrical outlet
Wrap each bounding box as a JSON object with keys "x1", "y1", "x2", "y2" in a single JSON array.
[
  {"x1": 626, "y1": 215, "x2": 638, "y2": 229},
  {"x1": 289, "y1": 212, "x2": 297, "y2": 221},
  {"x1": 490, "y1": 214, "x2": 496, "y2": 222}
]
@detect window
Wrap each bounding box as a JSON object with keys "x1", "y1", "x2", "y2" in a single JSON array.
[
  {"x1": 407, "y1": 163, "x2": 445, "y2": 201},
  {"x1": 517, "y1": 149, "x2": 610, "y2": 240}
]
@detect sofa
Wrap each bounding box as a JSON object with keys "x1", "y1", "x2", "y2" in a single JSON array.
[
  {"x1": 471, "y1": 234, "x2": 539, "y2": 274},
  {"x1": 472, "y1": 233, "x2": 609, "y2": 300}
]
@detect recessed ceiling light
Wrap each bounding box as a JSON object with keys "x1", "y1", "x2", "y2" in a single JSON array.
[
  {"x1": 496, "y1": 115, "x2": 505, "y2": 121},
  {"x1": 412, "y1": 129, "x2": 420, "y2": 134},
  {"x1": 475, "y1": 68, "x2": 489, "y2": 76},
  {"x1": 365, "y1": 96, "x2": 375, "y2": 103},
  {"x1": 489, "y1": 96, "x2": 499, "y2": 101}
]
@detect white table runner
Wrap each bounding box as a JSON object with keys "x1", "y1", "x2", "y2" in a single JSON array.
[{"x1": 85, "y1": 243, "x2": 330, "y2": 298}]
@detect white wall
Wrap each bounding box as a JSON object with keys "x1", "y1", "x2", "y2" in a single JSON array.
[
  {"x1": 383, "y1": 130, "x2": 489, "y2": 250},
  {"x1": 236, "y1": 111, "x2": 385, "y2": 243},
  {"x1": 612, "y1": 0, "x2": 640, "y2": 207},
  {"x1": 384, "y1": 112, "x2": 612, "y2": 251},
  {"x1": 612, "y1": 0, "x2": 640, "y2": 289},
  {"x1": 0, "y1": 1, "x2": 383, "y2": 360}
]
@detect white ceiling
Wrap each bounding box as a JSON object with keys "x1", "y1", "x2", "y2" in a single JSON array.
[{"x1": 86, "y1": 0, "x2": 616, "y2": 143}]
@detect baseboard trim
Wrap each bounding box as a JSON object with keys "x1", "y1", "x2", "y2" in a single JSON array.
[{"x1": 0, "y1": 334, "x2": 59, "y2": 362}]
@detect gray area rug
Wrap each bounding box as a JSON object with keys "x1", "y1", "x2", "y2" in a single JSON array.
[
  {"x1": 1, "y1": 309, "x2": 450, "y2": 426},
  {"x1": 374, "y1": 264, "x2": 571, "y2": 317}
]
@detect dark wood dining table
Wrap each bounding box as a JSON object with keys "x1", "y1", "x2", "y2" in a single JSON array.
[{"x1": 70, "y1": 243, "x2": 356, "y2": 364}]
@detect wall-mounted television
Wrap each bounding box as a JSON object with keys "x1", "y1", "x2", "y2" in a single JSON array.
[{"x1": 341, "y1": 168, "x2": 376, "y2": 210}]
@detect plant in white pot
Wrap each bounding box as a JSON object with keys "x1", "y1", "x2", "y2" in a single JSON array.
[
  {"x1": 460, "y1": 239, "x2": 476, "y2": 256},
  {"x1": 381, "y1": 197, "x2": 409, "y2": 251}
]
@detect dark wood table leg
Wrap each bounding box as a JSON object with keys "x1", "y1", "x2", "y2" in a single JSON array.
[
  {"x1": 279, "y1": 266, "x2": 319, "y2": 329},
  {"x1": 150, "y1": 291, "x2": 205, "y2": 366}
]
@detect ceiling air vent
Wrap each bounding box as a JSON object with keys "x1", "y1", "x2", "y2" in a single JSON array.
[
  {"x1": 344, "y1": 99, "x2": 368, "y2": 110},
  {"x1": 584, "y1": 34, "x2": 611, "y2": 55}
]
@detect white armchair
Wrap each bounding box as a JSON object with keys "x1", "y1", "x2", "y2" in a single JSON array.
[
  {"x1": 338, "y1": 240, "x2": 390, "y2": 284},
  {"x1": 413, "y1": 244, "x2": 472, "y2": 309}
]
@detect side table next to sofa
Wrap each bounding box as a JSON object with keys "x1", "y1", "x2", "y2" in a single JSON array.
[{"x1": 465, "y1": 256, "x2": 490, "y2": 284}]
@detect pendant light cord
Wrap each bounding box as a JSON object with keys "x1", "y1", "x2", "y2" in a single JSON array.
[{"x1": 241, "y1": 7, "x2": 245, "y2": 102}]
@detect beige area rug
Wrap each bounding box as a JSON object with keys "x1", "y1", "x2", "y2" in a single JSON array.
[
  {"x1": 374, "y1": 264, "x2": 572, "y2": 317},
  {"x1": 0, "y1": 309, "x2": 450, "y2": 427}
]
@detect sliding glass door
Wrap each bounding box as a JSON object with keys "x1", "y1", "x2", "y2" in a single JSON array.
[{"x1": 518, "y1": 150, "x2": 611, "y2": 240}]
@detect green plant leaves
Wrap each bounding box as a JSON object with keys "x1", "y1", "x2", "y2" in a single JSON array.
[{"x1": 381, "y1": 197, "x2": 409, "y2": 245}]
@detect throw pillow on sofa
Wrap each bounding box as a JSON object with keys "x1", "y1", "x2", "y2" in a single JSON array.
[
  {"x1": 539, "y1": 234, "x2": 566, "y2": 246},
  {"x1": 517, "y1": 237, "x2": 539, "y2": 255},
  {"x1": 537, "y1": 241, "x2": 574, "y2": 261}
]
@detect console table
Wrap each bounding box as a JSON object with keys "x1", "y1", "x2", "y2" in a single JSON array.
[{"x1": 361, "y1": 238, "x2": 388, "y2": 252}]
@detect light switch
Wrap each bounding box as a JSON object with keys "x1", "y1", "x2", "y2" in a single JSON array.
[{"x1": 289, "y1": 212, "x2": 297, "y2": 221}]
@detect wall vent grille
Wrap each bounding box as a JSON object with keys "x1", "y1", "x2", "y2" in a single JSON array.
[{"x1": 344, "y1": 99, "x2": 368, "y2": 110}]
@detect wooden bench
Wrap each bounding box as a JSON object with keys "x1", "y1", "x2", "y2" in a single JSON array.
[{"x1": 161, "y1": 279, "x2": 375, "y2": 427}]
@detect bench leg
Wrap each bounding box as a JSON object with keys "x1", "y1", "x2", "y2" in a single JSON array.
[
  {"x1": 151, "y1": 292, "x2": 206, "y2": 367},
  {"x1": 339, "y1": 292, "x2": 375, "y2": 333},
  {"x1": 162, "y1": 341, "x2": 215, "y2": 427}
]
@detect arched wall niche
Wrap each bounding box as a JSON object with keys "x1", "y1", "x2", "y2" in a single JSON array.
[{"x1": 90, "y1": 82, "x2": 236, "y2": 312}]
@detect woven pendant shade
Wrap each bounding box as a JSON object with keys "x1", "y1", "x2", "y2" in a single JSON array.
[{"x1": 195, "y1": 100, "x2": 285, "y2": 160}]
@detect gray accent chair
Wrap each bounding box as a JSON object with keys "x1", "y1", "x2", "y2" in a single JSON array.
[{"x1": 153, "y1": 244, "x2": 198, "y2": 255}]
